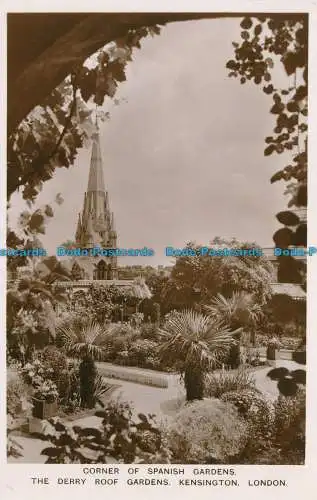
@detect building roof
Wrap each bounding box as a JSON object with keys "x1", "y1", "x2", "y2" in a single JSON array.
[
  {"x1": 54, "y1": 278, "x2": 152, "y2": 299},
  {"x1": 270, "y1": 282, "x2": 306, "y2": 300}
]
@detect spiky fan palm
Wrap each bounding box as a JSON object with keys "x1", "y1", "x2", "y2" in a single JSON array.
[
  {"x1": 205, "y1": 292, "x2": 263, "y2": 332},
  {"x1": 56, "y1": 319, "x2": 110, "y2": 361},
  {"x1": 56, "y1": 319, "x2": 113, "y2": 408},
  {"x1": 158, "y1": 310, "x2": 239, "y2": 400}
]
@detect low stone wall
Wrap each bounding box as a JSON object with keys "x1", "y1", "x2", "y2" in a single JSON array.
[{"x1": 96, "y1": 362, "x2": 169, "y2": 388}]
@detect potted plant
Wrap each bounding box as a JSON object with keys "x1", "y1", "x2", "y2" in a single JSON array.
[
  {"x1": 31, "y1": 379, "x2": 59, "y2": 419},
  {"x1": 266, "y1": 337, "x2": 280, "y2": 361}
]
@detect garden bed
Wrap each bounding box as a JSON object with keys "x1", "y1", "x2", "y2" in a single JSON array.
[{"x1": 96, "y1": 362, "x2": 170, "y2": 388}]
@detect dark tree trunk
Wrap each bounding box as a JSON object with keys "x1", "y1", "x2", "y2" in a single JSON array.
[
  {"x1": 184, "y1": 364, "x2": 204, "y2": 401},
  {"x1": 79, "y1": 354, "x2": 97, "y2": 408}
]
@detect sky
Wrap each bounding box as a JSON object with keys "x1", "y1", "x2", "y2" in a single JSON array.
[{"x1": 8, "y1": 18, "x2": 291, "y2": 266}]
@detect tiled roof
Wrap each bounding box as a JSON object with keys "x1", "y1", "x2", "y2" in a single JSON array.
[{"x1": 54, "y1": 279, "x2": 152, "y2": 299}]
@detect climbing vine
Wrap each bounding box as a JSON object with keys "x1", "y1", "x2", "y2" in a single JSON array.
[{"x1": 227, "y1": 15, "x2": 308, "y2": 287}]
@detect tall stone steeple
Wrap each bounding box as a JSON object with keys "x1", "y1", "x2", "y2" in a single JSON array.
[{"x1": 75, "y1": 126, "x2": 118, "y2": 279}]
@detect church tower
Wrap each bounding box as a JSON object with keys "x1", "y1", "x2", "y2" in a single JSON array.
[{"x1": 75, "y1": 126, "x2": 118, "y2": 279}]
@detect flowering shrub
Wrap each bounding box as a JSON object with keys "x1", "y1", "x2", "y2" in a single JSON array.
[
  {"x1": 267, "y1": 336, "x2": 282, "y2": 349},
  {"x1": 38, "y1": 346, "x2": 69, "y2": 398},
  {"x1": 226, "y1": 387, "x2": 305, "y2": 464},
  {"x1": 20, "y1": 360, "x2": 58, "y2": 402},
  {"x1": 20, "y1": 359, "x2": 53, "y2": 385},
  {"x1": 204, "y1": 367, "x2": 257, "y2": 399},
  {"x1": 140, "y1": 323, "x2": 159, "y2": 340},
  {"x1": 220, "y1": 389, "x2": 266, "y2": 416},
  {"x1": 273, "y1": 388, "x2": 305, "y2": 463},
  {"x1": 7, "y1": 377, "x2": 26, "y2": 416},
  {"x1": 241, "y1": 348, "x2": 267, "y2": 367},
  {"x1": 167, "y1": 398, "x2": 248, "y2": 463},
  {"x1": 224, "y1": 390, "x2": 275, "y2": 464},
  {"x1": 58, "y1": 360, "x2": 81, "y2": 413},
  {"x1": 238, "y1": 389, "x2": 306, "y2": 465},
  {"x1": 112, "y1": 340, "x2": 163, "y2": 370},
  {"x1": 130, "y1": 312, "x2": 144, "y2": 327},
  {"x1": 126, "y1": 340, "x2": 158, "y2": 366},
  {"x1": 255, "y1": 334, "x2": 301, "y2": 350},
  {"x1": 33, "y1": 379, "x2": 59, "y2": 403}
]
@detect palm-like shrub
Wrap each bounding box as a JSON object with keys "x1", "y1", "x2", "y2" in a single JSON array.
[
  {"x1": 205, "y1": 292, "x2": 263, "y2": 347},
  {"x1": 158, "y1": 310, "x2": 238, "y2": 401},
  {"x1": 206, "y1": 292, "x2": 262, "y2": 325},
  {"x1": 56, "y1": 319, "x2": 110, "y2": 408}
]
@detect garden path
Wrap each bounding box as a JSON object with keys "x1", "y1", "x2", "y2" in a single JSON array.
[
  {"x1": 8, "y1": 359, "x2": 304, "y2": 463},
  {"x1": 252, "y1": 359, "x2": 304, "y2": 400}
]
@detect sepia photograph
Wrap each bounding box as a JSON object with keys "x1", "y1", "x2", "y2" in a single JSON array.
[{"x1": 6, "y1": 10, "x2": 308, "y2": 471}]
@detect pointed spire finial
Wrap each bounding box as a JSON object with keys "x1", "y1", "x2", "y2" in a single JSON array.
[{"x1": 95, "y1": 105, "x2": 99, "y2": 130}]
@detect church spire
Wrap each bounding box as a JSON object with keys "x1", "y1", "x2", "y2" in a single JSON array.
[
  {"x1": 75, "y1": 213, "x2": 82, "y2": 241},
  {"x1": 87, "y1": 130, "x2": 106, "y2": 193},
  {"x1": 75, "y1": 119, "x2": 118, "y2": 275}
]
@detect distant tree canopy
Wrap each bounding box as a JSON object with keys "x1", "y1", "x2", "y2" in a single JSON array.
[{"x1": 157, "y1": 238, "x2": 274, "y2": 313}]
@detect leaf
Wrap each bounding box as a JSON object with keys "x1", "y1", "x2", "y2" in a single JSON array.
[
  {"x1": 276, "y1": 211, "x2": 300, "y2": 226},
  {"x1": 254, "y1": 24, "x2": 262, "y2": 36},
  {"x1": 44, "y1": 204, "x2": 54, "y2": 217},
  {"x1": 240, "y1": 17, "x2": 253, "y2": 30},
  {"x1": 41, "y1": 447, "x2": 62, "y2": 457},
  {"x1": 264, "y1": 144, "x2": 275, "y2": 156},
  {"x1": 294, "y1": 85, "x2": 307, "y2": 102},
  {"x1": 277, "y1": 377, "x2": 298, "y2": 397},
  {"x1": 226, "y1": 60, "x2": 238, "y2": 70},
  {"x1": 283, "y1": 52, "x2": 299, "y2": 76},
  {"x1": 137, "y1": 413, "x2": 148, "y2": 423},
  {"x1": 270, "y1": 103, "x2": 284, "y2": 114},
  {"x1": 273, "y1": 227, "x2": 294, "y2": 247},
  {"x1": 296, "y1": 185, "x2": 307, "y2": 206},
  {"x1": 293, "y1": 224, "x2": 307, "y2": 246},
  {"x1": 295, "y1": 28, "x2": 306, "y2": 45},
  {"x1": 265, "y1": 57, "x2": 274, "y2": 69},
  {"x1": 109, "y1": 61, "x2": 126, "y2": 83},
  {"x1": 263, "y1": 84, "x2": 274, "y2": 94},
  {"x1": 55, "y1": 193, "x2": 64, "y2": 205},
  {"x1": 95, "y1": 411, "x2": 106, "y2": 418},
  {"x1": 267, "y1": 367, "x2": 289, "y2": 380},
  {"x1": 53, "y1": 421, "x2": 66, "y2": 432},
  {"x1": 287, "y1": 101, "x2": 299, "y2": 113},
  {"x1": 273, "y1": 93, "x2": 282, "y2": 103},
  {"x1": 290, "y1": 369, "x2": 306, "y2": 385}
]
